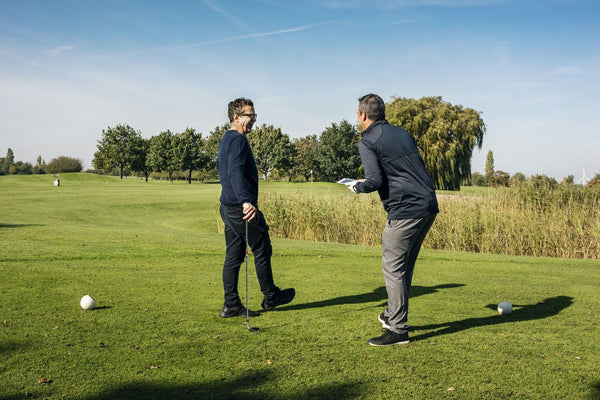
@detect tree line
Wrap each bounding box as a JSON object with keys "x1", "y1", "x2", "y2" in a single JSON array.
[
  {"x1": 4, "y1": 96, "x2": 599, "y2": 189},
  {"x1": 0, "y1": 148, "x2": 82, "y2": 175},
  {"x1": 92, "y1": 96, "x2": 488, "y2": 190}
]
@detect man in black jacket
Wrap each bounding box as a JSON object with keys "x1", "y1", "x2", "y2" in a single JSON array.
[
  {"x1": 217, "y1": 97, "x2": 295, "y2": 318},
  {"x1": 346, "y1": 93, "x2": 439, "y2": 346}
]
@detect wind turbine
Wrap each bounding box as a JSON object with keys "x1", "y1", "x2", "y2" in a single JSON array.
[{"x1": 576, "y1": 169, "x2": 590, "y2": 186}]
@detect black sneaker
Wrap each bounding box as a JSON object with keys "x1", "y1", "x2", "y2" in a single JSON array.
[
  {"x1": 378, "y1": 313, "x2": 411, "y2": 331},
  {"x1": 261, "y1": 288, "x2": 295, "y2": 311},
  {"x1": 368, "y1": 329, "x2": 409, "y2": 346},
  {"x1": 219, "y1": 304, "x2": 260, "y2": 318}
]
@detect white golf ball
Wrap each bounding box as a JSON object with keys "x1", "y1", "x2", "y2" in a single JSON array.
[
  {"x1": 497, "y1": 301, "x2": 513, "y2": 314},
  {"x1": 80, "y1": 295, "x2": 97, "y2": 310}
]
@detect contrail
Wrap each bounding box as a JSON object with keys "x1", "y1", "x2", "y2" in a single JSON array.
[{"x1": 170, "y1": 21, "x2": 336, "y2": 50}]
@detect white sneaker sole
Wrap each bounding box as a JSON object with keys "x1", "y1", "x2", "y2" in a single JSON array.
[{"x1": 368, "y1": 339, "x2": 410, "y2": 346}]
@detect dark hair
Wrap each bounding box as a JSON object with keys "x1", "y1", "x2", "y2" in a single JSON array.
[
  {"x1": 228, "y1": 98, "x2": 254, "y2": 122},
  {"x1": 358, "y1": 93, "x2": 385, "y2": 121}
]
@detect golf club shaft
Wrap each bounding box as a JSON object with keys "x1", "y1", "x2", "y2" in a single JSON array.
[
  {"x1": 245, "y1": 220, "x2": 258, "y2": 332},
  {"x1": 246, "y1": 220, "x2": 249, "y2": 323}
]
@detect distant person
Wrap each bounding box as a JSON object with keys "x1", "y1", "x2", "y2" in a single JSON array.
[
  {"x1": 344, "y1": 93, "x2": 439, "y2": 346},
  {"x1": 216, "y1": 97, "x2": 295, "y2": 318}
]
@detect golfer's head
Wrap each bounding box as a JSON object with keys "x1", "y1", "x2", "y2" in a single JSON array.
[
  {"x1": 357, "y1": 93, "x2": 385, "y2": 130},
  {"x1": 228, "y1": 98, "x2": 257, "y2": 134}
]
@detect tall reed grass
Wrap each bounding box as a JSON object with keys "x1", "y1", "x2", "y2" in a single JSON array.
[{"x1": 248, "y1": 185, "x2": 600, "y2": 259}]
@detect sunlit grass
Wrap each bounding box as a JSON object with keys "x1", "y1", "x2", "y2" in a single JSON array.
[{"x1": 1, "y1": 174, "x2": 599, "y2": 399}]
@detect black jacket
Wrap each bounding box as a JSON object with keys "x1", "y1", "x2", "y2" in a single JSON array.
[
  {"x1": 355, "y1": 120, "x2": 439, "y2": 220},
  {"x1": 217, "y1": 130, "x2": 259, "y2": 206}
]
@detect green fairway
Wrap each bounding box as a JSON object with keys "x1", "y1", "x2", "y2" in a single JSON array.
[{"x1": 1, "y1": 174, "x2": 599, "y2": 399}]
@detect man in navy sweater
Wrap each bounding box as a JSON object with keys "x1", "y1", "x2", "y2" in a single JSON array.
[
  {"x1": 217, "y1": 98, "x2": 295, "y2": 318},
  {"x1": 346, "y1": 94, "x2": 439, "y2": 346}
]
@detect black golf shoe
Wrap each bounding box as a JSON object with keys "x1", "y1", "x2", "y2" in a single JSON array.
[
  {"x1": 368, "y1": 329, "x2": 409, "y2": 346},
  {"x1": 261, "y1": 288, "x2": 295, "y2": 311},
  {"x1": 219, "y1": 304, "x2": 260, "y2": 318}
]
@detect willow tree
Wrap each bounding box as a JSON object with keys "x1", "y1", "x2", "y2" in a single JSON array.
[{"x1": 385, "y1": 96, "x2": 485, "y2": 190}]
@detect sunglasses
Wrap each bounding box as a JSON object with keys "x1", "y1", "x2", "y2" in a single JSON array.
[{"x1": 237, "y1": 113, "x2": 257, "y2": 119}]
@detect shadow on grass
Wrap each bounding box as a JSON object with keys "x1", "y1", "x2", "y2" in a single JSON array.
[
  {"x1": 411, "y1": 295, "x2": 573, "y2": 342},
  {"x1": 590, "y1": 381, "x2": 600, "y2": 400},
  {"x1": 0, "y1": 369, "x2": 362, "y2": 400},
  {"x1": 0, "y1": 223, "x2": 44, "y2": 228},
  {"x1": 0, "y1": 340, "x2": 29, "y2": 357},
  {"x1": 275, "y1": 283, "x2": 465, "y2": 311},
  {"x1": 90, "y1": 305, "x2": 113, "y2": 310}
]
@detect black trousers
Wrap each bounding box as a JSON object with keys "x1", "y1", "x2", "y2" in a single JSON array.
[{"x1": 219, "y1": 204, "x2": 277, "y2": 307}]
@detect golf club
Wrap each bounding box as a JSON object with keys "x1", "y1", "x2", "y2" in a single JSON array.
[{"x1": 245, "y1": 220, "x2": 259, "y2": 332}]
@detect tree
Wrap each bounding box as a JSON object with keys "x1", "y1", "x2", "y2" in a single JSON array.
[
  {"x1": 291, "y1": 135, "x2": 319, "y2": 182},
  {"x1": 3, "y1": 148, "x2": 15, "y2": 174},
  {"x1": 314, "y1": 120, "x2": 362, "y2": 182},
  {"x1": 489, "y1": 170, "x2": 510, "y2": 187},
  {"x1": 130, "y1": 137, "x2": 150, "y2": 182},
  {"x1": 33, "y1": 156, "x2": 46, "y2": 174},
  {"x1": 176, "y1": 128, "x2": 209, "y2": 184},
  {"x1": 385, "y1": 96, "x2": 486, "y2": 190},
  {"x1": 93, "y1": 124, "x2": 143, "y2": 179},
  {"x1": 484, "y1": 150, "x2": 495, "y2": 186},
  {"x1": 147, "y1": 130, "x2": 179, "y2": 182},
  {"x1": 470, "y1": 172, "x2": 485, "y2": 186},
  {"x1": 46, "y1": 156, "x2": 83, "y2": 173},
  {"x1": 203, "y1": 124, "x2": 230, "y2": 176},
  {"x1": 247, "y1": 124, "x2": 295, "y2": 180},
  {"x1": 12, "y1": 161, "x2": 33, "y2": 174},
  {"x1": 510, "y1": 172, "x2": 527, "y2": 187}
]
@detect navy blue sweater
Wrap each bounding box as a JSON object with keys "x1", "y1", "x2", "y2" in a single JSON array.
[
  {"x1": 217, "y1": 130, "x2": 259, "y2": 206},
  {"x1": 355, "y1": 120, "x2": 439, "y2": 220}
]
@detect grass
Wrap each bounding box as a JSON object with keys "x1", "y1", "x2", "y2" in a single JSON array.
[
  {"x1": 257, "y1": 184, "x2": 600, "y2": 258},
  {"x1": 1, "y1": 174, "x2": 599, "y2": 399}
]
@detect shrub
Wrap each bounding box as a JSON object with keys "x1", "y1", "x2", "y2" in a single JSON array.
[
  {"x1": 256, "y1": 185, "x2": 600, "y2": 259},
  {"x1": 46, "y1": 156, "x2": 83, "y2": 173}
]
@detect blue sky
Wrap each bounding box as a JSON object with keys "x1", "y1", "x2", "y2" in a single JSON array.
[{"x1": 1, "y1": 0, "x2": 598, "y2": 180}]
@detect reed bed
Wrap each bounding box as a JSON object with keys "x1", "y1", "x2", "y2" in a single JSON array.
[{"x1": 250, "y1": 185, "x2": 600, "y2": 259}]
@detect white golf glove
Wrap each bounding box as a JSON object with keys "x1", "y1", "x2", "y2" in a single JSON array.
[{"x1": 345, "y1": 181, "x2": 359, "y2": 193}]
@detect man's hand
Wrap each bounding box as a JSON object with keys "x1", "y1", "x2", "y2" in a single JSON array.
[
  {"x1": 242, "y1": 202, "x2": 257, "y2": 222},
  {"x1": 345, "y1": 179, "x2": 364, "y2": 193}
]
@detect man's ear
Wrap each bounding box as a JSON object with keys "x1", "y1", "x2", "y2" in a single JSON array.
[{"x1": 358, "y1": 111, "x2": 366, "y2": 123}]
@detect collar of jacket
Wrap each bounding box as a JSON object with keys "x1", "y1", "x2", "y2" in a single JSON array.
[{"x1": 361, "y1": 119, "x2": 387, "y2": 136}]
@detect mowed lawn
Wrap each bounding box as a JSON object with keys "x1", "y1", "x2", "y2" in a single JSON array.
[{"x1": 1, "y1": 174, "x2": 598, "y2": 400}]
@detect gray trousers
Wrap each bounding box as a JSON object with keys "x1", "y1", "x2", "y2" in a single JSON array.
[{"x1": 381, "y1": 214, "x2": 437, "y2": 334}]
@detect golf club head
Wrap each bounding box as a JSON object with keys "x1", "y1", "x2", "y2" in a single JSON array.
[{"x1": 246, "y1": 322, "x2": 259, "y2": 332}]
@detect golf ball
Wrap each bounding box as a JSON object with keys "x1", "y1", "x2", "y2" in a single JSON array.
[
  {"x1": 497, "y1": 301, "x2": 512, "y2": 314},
  {"x1": 80, "y1": 295, "x2": 96, "y2": 310}
]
